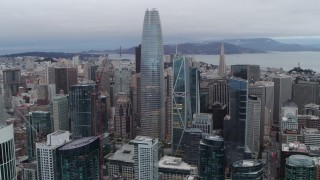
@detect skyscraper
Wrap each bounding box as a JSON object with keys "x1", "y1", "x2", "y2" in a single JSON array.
[
  {"x1": 131, "y1": 136, "x2": 159, "y2": 180},
  {"x1": 218, "y1": 42, "x2": 226, "y2": 77},
  {"x1": 246, "y1": 95, "x2": 261, "y2": 155},
  {"x1": 172, "y1": 55, "x2": 192, "y2": 152},
  {"x1": 36, "y1": 131, "x2": 70, "y2": 180},
  {"x1": 231, "y1": 64, "x2": 260, "y2": 82},
  {"x1": 199, "y1": 135, "x2": 225, "y2": 180},
  {"x1": 58, "y1": 136, "x2": 100, "y2": 180},
  {"x1": 52, "y1": 96, "x2": 69, "y2": 131},
  {"x1": 54, "y1": 67, "x2": 77, "y2": 94},
  {"x1": 114, "y1": 93, "x2": 133, "y2": 139},
  {"x1": 0, "y1": 124, "x2": 16, "y2": 180},
  {"x1": 273, "y1": 76, "x2": 292, "y2": 125},
  {"x1": 140, "y1": 9, "x2": 165, "y2": 139},
  {"x1": 231, "y1": 160, "x2": 263, "y2": 180},
  {"x1": 293, "y1": 80, "x2": 320, "y2": 114},
  {"x1": 70, "y1": 83, "x2": 98, "y2": 139},
  {"x1": 285, "y1": 155, "x2": 316, "y2": 180}
]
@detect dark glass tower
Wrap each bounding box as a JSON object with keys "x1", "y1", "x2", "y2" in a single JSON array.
[
  {"x1": 70, "y1": 83, "x2": 98, "y2": 140},
  {"x1": 140, "y1": 9, "x2": 165, "y2": 139},
  {"x1": 199, "y1": 135, "x2": 225, "y2": 180},
  {"x1": 231, "y1": 160, "x2": 263, "y2": 180},
  {"x1": 58, "y1": 136, "x2": 100, "y2": 180},
  {"x1": 285, "y1": 155, "x2": 316, "y2": 180}
]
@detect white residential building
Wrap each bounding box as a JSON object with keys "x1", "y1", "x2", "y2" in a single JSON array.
[
  {"x1": 131, "y1": 136, "x2": 159, "y2": 180},
  {"x1": 36, "y1": 131, "x2": 70, "y2": 180}
]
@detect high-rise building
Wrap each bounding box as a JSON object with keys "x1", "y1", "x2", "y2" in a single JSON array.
[
  {"x1": 158, "y1": 156, "x2": 197, "y2": 179},
  {"x1": 246, "y1": 95, "x2": 261, "y2": 155},
  {"x1": 280, "y1": 100, "x2": 298, "y2": 132},
  {"x1": 0, "y1": 124, "x2": 16, "y2": 180},
  {"x1": 58, "y1": 136, "x2": 100, "y2": 180},
  {"x1": 164, "y1": 68, "x2": 173, "y2": 141},
  {"x1": 273, "y1": 76, "x2": 292, "y2": 125},
  {"x1": 293, "y1": 80, "x2": 320, "y2": 114},
  {"x1": 21, "y1": 163, "x2": 37, "y2": 180},
  {"x1": 140, "y1": 9, "x2": 165, "y2": 139},
  {"x1": 231, "y1": 160, "x2": 263, "y2": 180},
  {"x1": 190, "y1": 67, "x2": 200, "y2": 115},
  {"x1": 231, "y1": 64, "x2": 260, "y2": 82},
  {"x1": 106, "y1": 144, "x2": 135, "y2": 179},
  {"x1": 208, "y1": 78, "x2": 229, "y2": 109},
  {"x1": 183, "y1": 128, "x2": 203, "y2": 166},
  {"x1": 172, "y1": 55, "x2": 192, "y2": 152},
  {"x1": 2, "y1": 69, "x2": 21, "y2": 96},
  {"x1": 70, "y1": 83, "x2": 98, "y2": 139},
  {"x1": 113, "y1": 63, "x2": 131, "y2": 102},
  {"x1": 192, "y1": 113, "x2": 212, "y2": 135},
  {"x1": 135, "y1": 44, "x2": 141, "y2": 74},
  {"x1": 285, "y1": 155, "x2": 316, "y2": 180},
  {"x1": 36, "y1": 131, "x2": 70, "y2": 180},
  {"x1": 248, "y1": 81, "x2": 274, "y2": 148},
  {"x1": 199, "y1": 135, "x2": 225, "y2": 180},
  {"x1": 52, "y1": 96, "x2": 69, "y2": 131},
  {"x1": 131, "y1": 136, "x2": 159, "y2": 180},
  {"x1": 27, "y1": 111, "x2": 52, "y2": 161},
  {"x1": 114, "y1": 93, "x2": 133, "y2": 139},
  {"x1": 218, "y1": 42, "x2": 226, "y2": 77},
  {"x1": 54, "y1": 67, "x2": 77, "y2": 94}
]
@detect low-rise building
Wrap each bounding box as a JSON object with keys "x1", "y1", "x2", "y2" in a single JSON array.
[{"x1": 158, "y1": 156, "x2": 197, "y2": 180}]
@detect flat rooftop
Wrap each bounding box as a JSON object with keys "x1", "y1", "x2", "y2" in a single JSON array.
[
  {"x1": 232, "y1": 160, "x2": 262, "y2": 168},
  {"x1": 158, "y1": 155, "x2": 196, "y2": 171},
  {"x1": 59, "y1": 136, "x2": 99, "y2": 150},
  {"x1": 108, "y1": 144, "x2": 134, "y2": 163}
]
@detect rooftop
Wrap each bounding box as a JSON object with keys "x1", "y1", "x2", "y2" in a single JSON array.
[
  {"x1": 303, "y1": 128, "x2": 320, "y2": 134},
  {"x1": 108, "y1": 144, "x2": 134, "y2": 163},
  {"x1": 232, "y1": 160, "x2": 263, "y2": 168},
  {"x1": 59, "y1": 136, "x2": 99, "y2": 150},
  {"x1": 287, "y1": 155, "x2": 315, "y2": 167},
  {"x1": 205, "y1": 135, "x2": 223, "y2": 141},
  {"x1": 282, "y1": 142, "x2": 308, "y2": 152},
  {"x1": 158, "y1": 156, "x2": 197, "y2": 171}
]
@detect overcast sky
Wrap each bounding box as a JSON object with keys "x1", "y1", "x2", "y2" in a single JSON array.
[{"x1": 0, "y1": 0, "x2": 319, "y2": 53}]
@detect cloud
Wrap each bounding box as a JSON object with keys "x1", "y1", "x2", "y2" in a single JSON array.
[{"x1": 0, "y1": 0, "x2": 319, "y2": 52}]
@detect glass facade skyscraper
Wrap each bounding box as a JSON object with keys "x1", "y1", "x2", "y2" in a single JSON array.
[
  {"x1": 0, "y1": 124, "x2": 16, "y2": 180},
  {"x1": 140, "y1": 9, "x2": 165, "y2": 139},
  {"x1": 231, "y1": 160, "x2": 263, "y2": 180},
  {"x1": 285, "y1": 155, "x2": 316, "y2": 180},
  {"x1": 172, "y1": 55, "x2": 192, "y2": 152},
  {"x1": 70, "y1": 83, "x2": 98, "y2": 140},
  {"x1": 58, "y1": 136, "x2": 100, "y2": 180}
]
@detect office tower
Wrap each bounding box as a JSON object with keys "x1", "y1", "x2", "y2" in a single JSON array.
[
  {"x1": 72, "y1": 55, "x2": 80, "y2": 67},
  {"x1": 164, "y1": 68, "x2": 173, "y2": 140},
  {"x1": 140, "y1": 9, "x2": 165, "y2": 139},
  {"x1": 58, "y1": 136, "x2": 100, "y2": 180},
  {"x1": 86, "y1": 64, "x2": 97, "y2": 81},
  {"x1": 280, "y1": 100, "x2": 298, "y2": 132},
  {"x1": 293, "y1": 80, "x2": 320, "y2": 114},
  {"x1": 55, "y1": 67, "x2": 77, "y2": 94},
  {"x1": 273, "y1": 76, "x2": 292, "y2": 125},
  {"x1": 190, "y1": 67, "x2": 200, "y2": 115},
  {"x1": 21, "y1": 163, "x2": 37, "y2": 180},
  {"x1": 285, "y1": 155, "x2": 316, "y2": 180},
  {"x1": 2, "y1": 68, "x2": 21, "y2": 96},
  {"x1": 36, "y1": 131, "x2": 70, "y2": 180},
  {"x1": 249, "y1": 81, "x2": 274, "y2": 148},
  {"x1": 183, "y1": 128, "x2": 203, "y2": 166},
  {"x1": 192, "y1": 113, "x2": 213, "y2": 134},
  {"x1": 52, "y1": 96, "x2": 69, "y2": 131},
  {"x1": 96, "y1": 63, "x2": 110, "y2": 96},
  {"x1": 107, "y1": 144, "x2": 135, "y2": 179},
  {"x1": 209, "y1": 103, "x2": 228, "y2": 131},
  {"x1": 231, "y1": 64, "x2": 260, "y2": 82},
  {"x1": 70, "y1": 83, "x2": 99, "y2": 139},
  {"x1": 130, "y1": 74, "x2": 139, "y2": 138},
  {"x1": 231, "y1": 160, "x2": 263, "y2": 180},
  {"x1": 27, "y1": 111, "x2": 52, "y2": 161},
  {"x1": 199, "y1": 135, "x2": 225, "y2": 180},
  {"x1": 114, "y1": 93, "x2": 133, "y2": 138},
  {"x1": 48, "y1": 84, "x2": 56, "y2": 101},
  {"x1": 246, "y1": 95, "x2": 261, "y2": 155},
  {"x1": 131, "y1": 136, "x2": 159, "y2": 180},
  {"x1": 208, "y1": 78, "x2": 229, "y2": 108},
  {"x1": 46, "y1": 67, "x2": 55, "y2": 84},
  {"x1": 113, "y1": 63, "x2": 131, "y2": 102},
  {"x1": 158, "y1": 156, "x2": 197, "y2": 179},
  {"x1": 135, "y1": 44, "x2": 141, "y2": 73},
  {"x1": 172, "y1": 55, "x2": 192, "y2": 152},
  {"x1": 35, "y1": 84, "x2": 49, "y2": 105},
  {"x1": 0, "y1": 82, "x2": 9, "y2": 123},
  {"x1": 0, "y1": 124, "x2": 16, "y2": 180},
  {"x1": 280, "y1": 142, "x2": 309, "y2": 178},
  {"x1": 224, "y1": 78, "x2": 247, "y2": 147},
  {"x1": 218, "y1": 42, "x2": 226, "y2": 77}
]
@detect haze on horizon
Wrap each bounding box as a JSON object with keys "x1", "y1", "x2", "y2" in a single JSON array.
[{"x1": 0, "y1": 0, "x2": 319, "y2": 54}]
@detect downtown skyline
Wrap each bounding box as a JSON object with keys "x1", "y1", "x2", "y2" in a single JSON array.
[{"x1": 0, "y1": 0, "x2": 320, "y2": 54}]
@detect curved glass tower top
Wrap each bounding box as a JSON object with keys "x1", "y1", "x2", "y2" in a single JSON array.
[{"x1": 140, "y1": 9, "x2": 165, "y2": 139}]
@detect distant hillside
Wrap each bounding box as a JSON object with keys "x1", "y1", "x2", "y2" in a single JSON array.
[
  {"x1": 224, "y1": 38, "x2": 320, "y2": 52},
  {"x1": 119, "y1": 42, "x2": 264, "y2": 55},
  {"x1": 0, "y1": 52, "x2": 101, "y2": 58}
]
